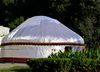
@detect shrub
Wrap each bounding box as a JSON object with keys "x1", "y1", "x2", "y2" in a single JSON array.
[
  {"x1": 27, "y1": 58, "x2": 72, "y2": 72},
  {"x1": 48, "y1": 48, "x2": 100, "y2": 59},
  {"x1": 27, "y1": 58, "x2": 100, "y2": 72}
]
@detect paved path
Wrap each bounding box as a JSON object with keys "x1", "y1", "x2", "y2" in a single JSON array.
[{"x1": 0, "y1": 63, "x2": 29, "y2": 69}]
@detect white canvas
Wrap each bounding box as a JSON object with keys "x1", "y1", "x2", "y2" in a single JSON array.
[
  {"x1": 0, "y1": 16, "x2": 84, "y2": 59},
  {"x1": 0, "y1": 26, "x2": 10, "y2": 58}
]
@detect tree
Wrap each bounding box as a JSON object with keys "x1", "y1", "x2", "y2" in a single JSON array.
[
  {"x1": 0, "y1": 0, "x2": 25, "y2": 28},
  {"x1": 76, "y1": 0, "x2": 100, "y2": 48},
  {"x1": 8, "y1": 16, "x2": 24, "y2": 31}
]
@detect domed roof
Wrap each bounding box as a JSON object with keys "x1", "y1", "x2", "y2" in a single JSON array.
[{"x1": 1, "y1": 16, "x2": 84, "y2": 47}]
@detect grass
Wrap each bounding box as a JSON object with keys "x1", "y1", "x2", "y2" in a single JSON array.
[{"x1": 0, "y1": 66, "x2": 31, "y2": 72}]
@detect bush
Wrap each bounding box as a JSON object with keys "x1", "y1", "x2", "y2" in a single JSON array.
[
  {"x1": 48, "y1": 48, "x2": 100, "y2": 59},
  {"x1": 27, "y1": 58, "x2": 100, "y2": 72}
]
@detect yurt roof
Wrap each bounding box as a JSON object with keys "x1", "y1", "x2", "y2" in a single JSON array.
[{"x1": 0, "y1": 16, "x2": 84, "y2": 47}]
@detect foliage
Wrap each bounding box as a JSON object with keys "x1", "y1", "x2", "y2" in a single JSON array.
[
  {"x1": 8, "y1": 16, "x2": 24, "y2": 31},
  {"x1": 26, "y1": 48, "x2": 100, "y2": 72},
  {"x1": 27, "y1": 58, "x2": 71, "y2": 72},
  {"x1": 48, "y1": 48, "x2": 100, "y2": 59},
  {"x1": 27, "y1": 58, "x2": 72, "y2": 72},
  {"x1": 27, "y1": 58, "x2": 100, "y2": 72}
]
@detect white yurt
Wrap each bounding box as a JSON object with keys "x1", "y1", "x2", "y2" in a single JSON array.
[
  {"x1": 0, "y1": 26, "x2": 10, "y2": 58},
  {"x1": 0, "y1": 16, "x2": 84, "y2": 63}
]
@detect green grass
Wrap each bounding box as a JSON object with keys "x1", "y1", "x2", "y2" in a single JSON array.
[{"x1": 0, "y1": 66, "x2": 31, "y2": 72}]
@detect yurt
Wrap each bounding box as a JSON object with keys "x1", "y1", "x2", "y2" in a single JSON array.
[{"x1": 0, "y1": 16, "x2": 84, "y2": 63}]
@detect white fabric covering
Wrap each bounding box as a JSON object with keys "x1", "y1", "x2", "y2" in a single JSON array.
[
  {"x1": 0, "y1": 26, "x2": 10, "y2": 45},
  {"x1": 0, "y1": 26, "x2": 10, "y2": 58},
  {"x1": 1, "y1": 16, "x2": 84, "y2": 58}
]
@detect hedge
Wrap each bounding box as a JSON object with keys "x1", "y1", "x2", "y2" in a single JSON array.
[{"x1": 26, "y1": 58, "x2": 100, "y2": 72}]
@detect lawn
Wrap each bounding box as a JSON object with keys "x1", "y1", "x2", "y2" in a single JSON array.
[{"x1": 0, "y1": 66, "x2": 31, "y2": 72}]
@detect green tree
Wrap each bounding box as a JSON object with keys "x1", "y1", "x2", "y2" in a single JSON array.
[
  {"x1": 1, "y1": 0, "x2": 16, "y2": 26},
  {"x1": 75, "y1": 0, "x2": 100, "y2": 48},
  {"x1": 8, "y1": 16, "x2": 24, "y2": 31}
]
